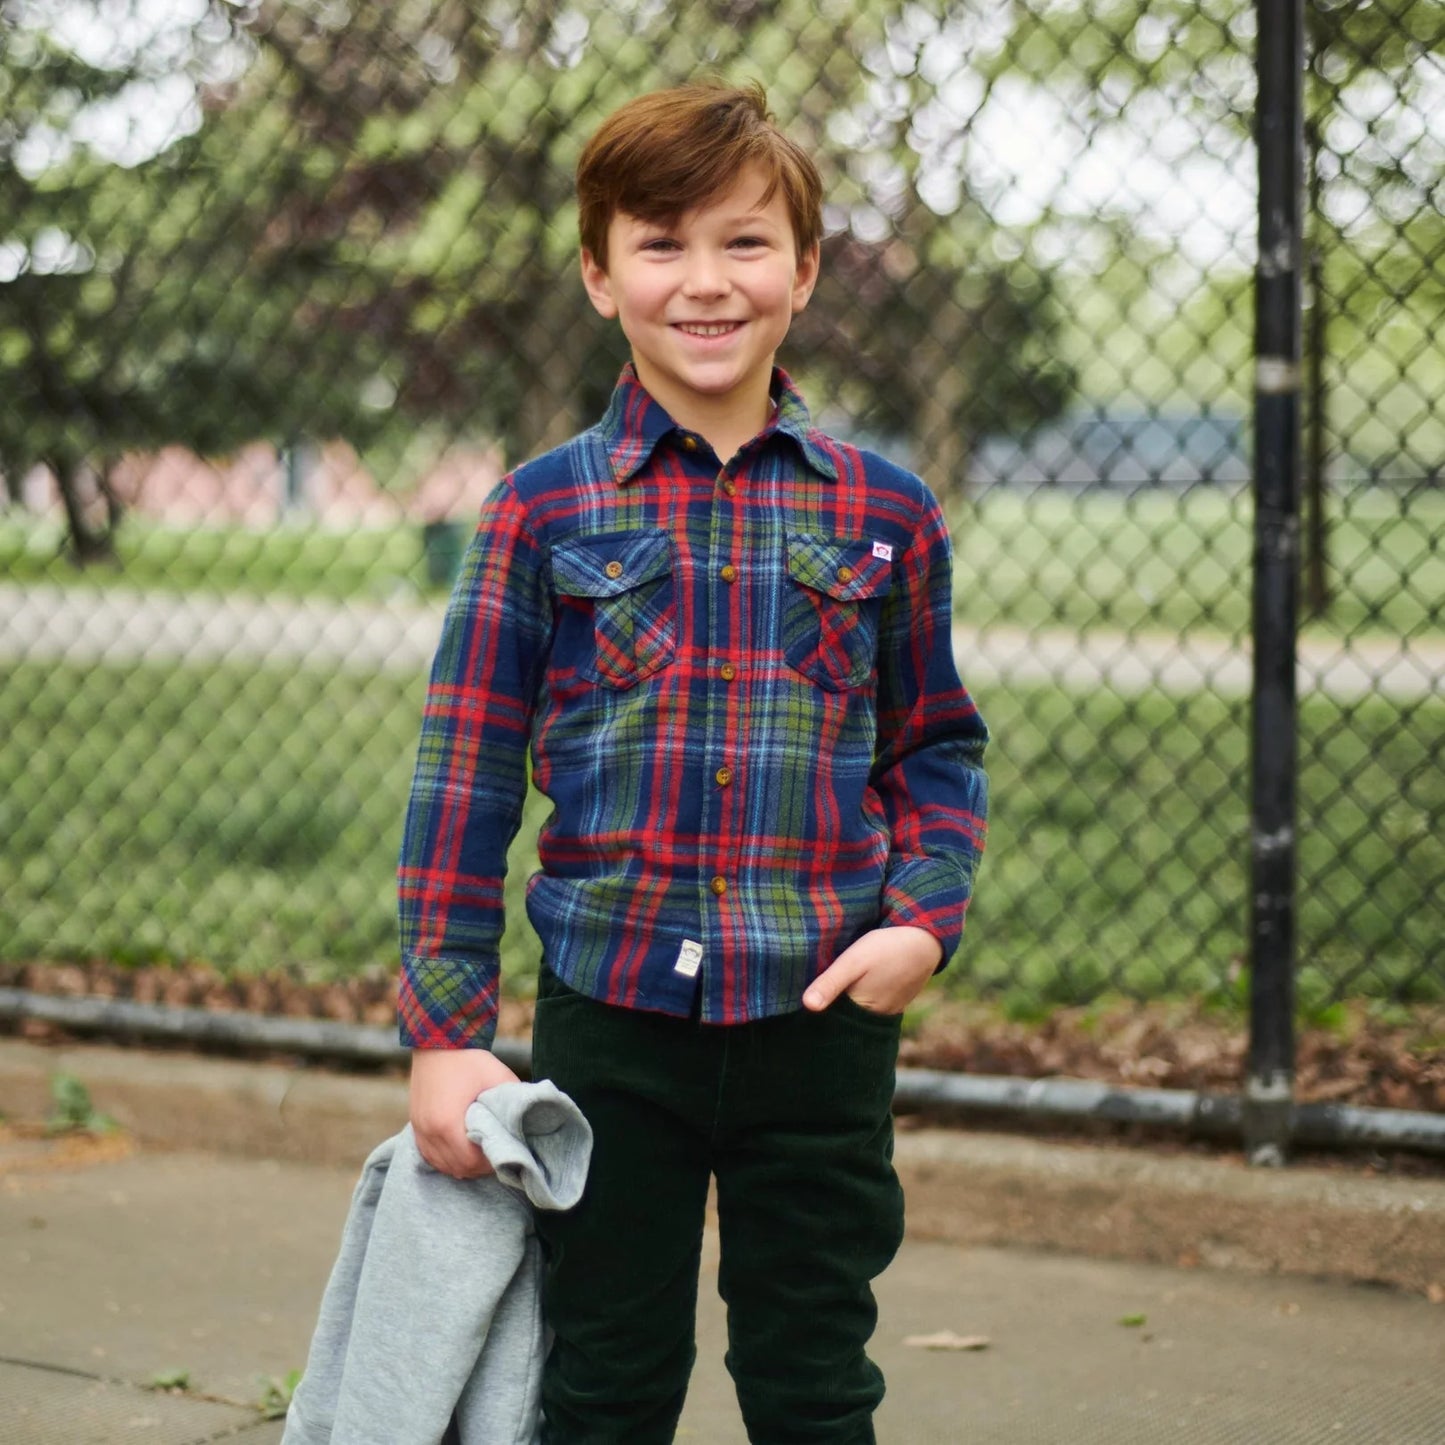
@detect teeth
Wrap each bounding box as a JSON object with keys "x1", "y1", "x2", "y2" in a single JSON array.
[{"x1": 678, "y1": 323, "x2": 738, "y2": 337}]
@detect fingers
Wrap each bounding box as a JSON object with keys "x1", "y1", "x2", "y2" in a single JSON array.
[
  {"x1": 802, "y1": 953, "x2": 866, "y2": 1011},
  {"x1": 803, "y1": 927, "x2": 943, "y2": 1014},
  {"x1": 415, "y1": 1125, "x2": 494, "y2": 1180},
  {"x1": 408, "y1": 1047, "x2": 511, "y2": 1179},
  {"x1": 412, "y1": 1098, "x2": 495, "y2": 1178}
]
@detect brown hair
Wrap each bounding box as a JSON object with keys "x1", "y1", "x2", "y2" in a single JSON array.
[{"x1": 577, "y1": 80, "x2": 823, "y2": 270}]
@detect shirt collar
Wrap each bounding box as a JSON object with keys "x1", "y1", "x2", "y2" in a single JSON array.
[{"x1": 599, "y1": 364, "x2": 840, "y2": 485}]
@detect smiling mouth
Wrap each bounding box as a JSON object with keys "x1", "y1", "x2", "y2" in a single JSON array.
[{"x1": 674, "y1": 321, "x2": 743, "y2": 337}]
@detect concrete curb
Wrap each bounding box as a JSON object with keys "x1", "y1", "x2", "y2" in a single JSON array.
[{"x1": 4, "y1": 1038, "x2": 1442, "y2": 1298}]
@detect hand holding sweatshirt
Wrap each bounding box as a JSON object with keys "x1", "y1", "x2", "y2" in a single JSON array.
[{"x1": 282, "y1": 1080, "x2": 592, "y2": 1445}]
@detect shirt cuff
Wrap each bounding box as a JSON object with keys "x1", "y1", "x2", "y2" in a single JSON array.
[
  {"x1": 397, "y1": 954, "x2": 500, "y2": 1049},
  {"x1": 879, "y1": 856, "x2": 974, "y2": 967}
]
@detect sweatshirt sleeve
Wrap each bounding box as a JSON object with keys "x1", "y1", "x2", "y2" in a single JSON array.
[
  {"x1": 869, "y1": 483, "x2": 989, "y2": 966},
  {"x1": 397, "y1": 477, "x2": 550, "y2": 1049}
]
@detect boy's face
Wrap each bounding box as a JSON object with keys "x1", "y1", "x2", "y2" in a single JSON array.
[{"x1": 580, "y1": 165, "x2": 819, "y2": 430}]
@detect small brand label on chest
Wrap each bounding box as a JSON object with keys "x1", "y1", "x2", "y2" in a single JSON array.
[
  {"x1": 872, "y1": 540, "x2": 894, "y2": 561},
  {"x1": 673, "y1": 939, "x2": 704, "y2": 978}
]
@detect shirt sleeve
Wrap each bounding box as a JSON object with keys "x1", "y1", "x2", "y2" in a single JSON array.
[
  {"x1": 396, "y1": 477, "x2": 550, "y2": 1049},
  {"x1": 869, "y1": 485, "x2": 989, "y2": 967}
]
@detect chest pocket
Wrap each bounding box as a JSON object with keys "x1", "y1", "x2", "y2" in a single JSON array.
[
  {"x1": 551, "y1": 530, "x2": 678, "y2": 690},
  {"x1": 782, "y1": 534, "x2": 894, "y2": 692}
]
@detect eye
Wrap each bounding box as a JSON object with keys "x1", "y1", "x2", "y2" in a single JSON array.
[
  {"x1": 640, "y1": 237, "x2": 680, "y2": 253},
  {"x1": 730, "y1": 235, "x2": 767, "y2": 250}
]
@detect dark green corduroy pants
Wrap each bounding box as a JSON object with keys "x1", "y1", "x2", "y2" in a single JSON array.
[{"x1": 530, "y1": 967, "x2": 905, "y2": 1445}]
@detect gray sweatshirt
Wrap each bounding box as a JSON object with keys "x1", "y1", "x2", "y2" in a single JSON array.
[{"x1": 281, "y1": 1080, "x2": 592, "y2": 1445}]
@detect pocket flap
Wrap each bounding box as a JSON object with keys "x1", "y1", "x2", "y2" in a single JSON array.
[
  {"x1": 786, "y1": 534, "x2": 894, "y2": 602},
  {"x1": 551, "y1": 530, "x2": 673, "y2": 598}
]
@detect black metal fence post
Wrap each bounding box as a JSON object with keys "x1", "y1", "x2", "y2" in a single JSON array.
[{"x1": 1247, "y1": 0, "x2": 1305, "y2": 1166}]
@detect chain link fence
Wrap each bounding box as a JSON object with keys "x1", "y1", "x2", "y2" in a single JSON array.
[{"x1": 1, "y1": 2, "x2": 1441, "y2": 1113}]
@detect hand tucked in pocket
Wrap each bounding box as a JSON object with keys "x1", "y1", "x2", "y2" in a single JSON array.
[{"x1": 801, "y1": 925, "x2": 943, "y2": 1017}]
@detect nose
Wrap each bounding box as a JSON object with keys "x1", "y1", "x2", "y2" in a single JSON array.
[{"x1": 681, "y1": 250, "x2": 729, "y2": 300}]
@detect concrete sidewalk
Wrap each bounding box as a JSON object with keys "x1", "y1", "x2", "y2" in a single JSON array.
[{"x1": 2, "y1": 1040, "x2": 1443, "y2": 1444}]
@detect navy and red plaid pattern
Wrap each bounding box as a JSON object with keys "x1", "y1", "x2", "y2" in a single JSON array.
[{"x1": 398, "y1": 367, "x2": 989, "y2": 1048}]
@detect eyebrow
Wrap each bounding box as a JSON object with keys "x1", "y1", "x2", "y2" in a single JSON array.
[{"x1": 623, "y1": 203, "x2": 781, "y2": 233}]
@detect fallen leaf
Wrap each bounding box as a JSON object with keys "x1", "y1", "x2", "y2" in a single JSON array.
[
  {"x1": 1118, "y1": 1314, "x2": 1147, "y2": 1328},
  {"x1": 1427, "y1": 1284, "x2": 1444, "y2": 1306},
  {"x1": 903, "y1": 1331, "x2": 991, "y2": 1351}
]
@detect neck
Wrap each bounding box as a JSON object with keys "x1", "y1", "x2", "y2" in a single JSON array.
[{"x1": 633, "y1": 362, "x2": 774, "y2": 463}]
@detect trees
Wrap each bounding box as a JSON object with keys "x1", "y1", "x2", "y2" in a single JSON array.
[
  {"x1": 208, "y1": 0, "x2": 1072, "y2": 496},
  {"x1": 2, "y1": 0, "x2": 1077, "y2": 560},
  {"x1": 0, "y1": 5, "x2": 189, "y2": 557}
]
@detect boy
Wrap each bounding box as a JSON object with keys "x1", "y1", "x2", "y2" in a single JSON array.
[{"x1": 399, "y1": 80, "x2": 988, "y2": 1443}]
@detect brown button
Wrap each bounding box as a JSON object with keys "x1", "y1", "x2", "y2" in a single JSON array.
[
  {"x1": 604, "y1": 560, "x2": 624, "y2": 580},
  {"x1": 682, "y1": 435, "x2": 698, "y2": 451},
  {"x1": 719, "y1": 663, "x2": 737, "y2": 682},
  {"x1": 721, "y1": 479, "x2": 737, "y2": 497},
  {"x1": 720, "y1": 564, "x2": 738, "y2": 583},
  {"x1": 710, "y1": 875, "x2": 728, "y2": 896},
  {"x1": 715, "y1": 767, "x2": 733, "y2": 787},
  {"x1": 837, "y1": 565, "x2": 854, "y2": 583}
]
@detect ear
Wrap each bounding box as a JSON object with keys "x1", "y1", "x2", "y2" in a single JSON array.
[
  {"x1": 791, "y1": 241, "x2": 821, "y2": 314},
  {"x1": 580, "y1": 249, "x2": 618, "y2": 320}
]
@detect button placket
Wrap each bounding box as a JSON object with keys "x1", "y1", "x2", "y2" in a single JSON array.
[{"x1": 703, "y1": 461, "x2": 742, "y2": 932}]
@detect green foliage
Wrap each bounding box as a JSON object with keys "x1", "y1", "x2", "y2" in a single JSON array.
[
  {"x1": 148, "y1": 1368, "x2": 191, "y2": 1392},
  {"x1": 258, "y1": 1369, "x2": 303, "y2": 1420},
  {"x1": 46, "y1": 1073, "x2": 115, "y2": 1135},
  {"x1": 1000, "y1": 989, "x2": 1052, "y2": 1025},
  {"x1": 899, "y1": 997, "x2": 933, "y2": 1039},
  {"x1": 2, "y1": 0, "x2": 1072, "y2": 536},
  {"x1": 1201, "y1": 967, "x2": 1249, "y2": 1019}
]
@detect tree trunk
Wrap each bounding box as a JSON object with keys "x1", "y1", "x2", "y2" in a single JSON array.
[
  {"x1": 98, "y1": 457, "x2": 125, "y2": 533},
  {"x1": 49, "y1": 455, "x2": 118, "y2": 565},
  {"x1": 912, "y1": 293, "x2": 970, "y2": 508}
]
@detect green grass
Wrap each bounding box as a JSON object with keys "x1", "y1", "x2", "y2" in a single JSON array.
[
  {"x1": 952, "y1": 486, "x2": 1445, "y2": 640},
  {"x1": 963, "y1": 677, "x2": 1445, "y2": 1006},
  {"x1": 3, "y1": 655, "x2": 1440, "y2": 1007},
  {"x1": 6, "y1": 484, "x2": 1444, "y2": 642},
  {"x1": 0, "y1": 656, "x2": 545, "y2": 983},
  {"x1": 0, "y1": 517, "x2": 445, "y2": 602}
]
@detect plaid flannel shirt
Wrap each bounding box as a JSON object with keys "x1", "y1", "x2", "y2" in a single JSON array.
[{"x1": 397, "y1": 366, "x2": 988, "y2": 1048}]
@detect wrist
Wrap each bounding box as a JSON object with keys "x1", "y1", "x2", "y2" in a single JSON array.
[{"x1": 885, "y1": 924, "x2": 943, "y2": 968}]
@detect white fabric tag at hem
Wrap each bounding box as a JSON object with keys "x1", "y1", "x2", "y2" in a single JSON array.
[
  {"x1": 673, "y1": 939, "x2": 704, "y2": 977},
  {"x1": 872, "y1": 540, "x2": 894, "y2": 561}
]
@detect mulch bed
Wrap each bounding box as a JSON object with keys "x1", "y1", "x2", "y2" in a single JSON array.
[{"x1": 4, "y1": 959, "x2": 1440, "y2": 1119}]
